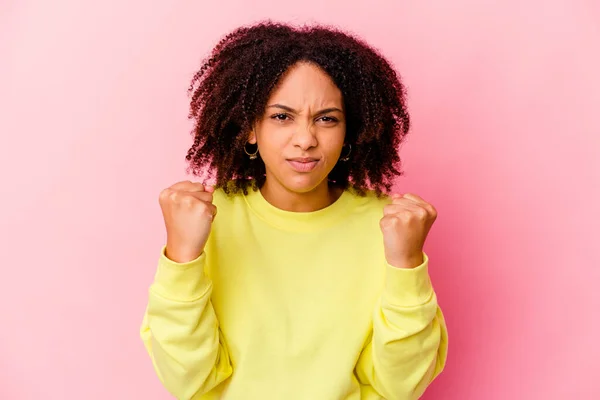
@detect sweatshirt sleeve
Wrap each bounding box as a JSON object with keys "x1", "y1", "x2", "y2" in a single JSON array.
[
  {"x1": 140, "y1": 246, "x2": 233, "y2": 400},
  {"x1": 354, "y1": 252, "x2": 448, "y2": 400}
]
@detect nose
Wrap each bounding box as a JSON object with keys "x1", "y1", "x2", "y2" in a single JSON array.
[{"x1": 292, "y1": 123, "x2": 318, "y2": 150}]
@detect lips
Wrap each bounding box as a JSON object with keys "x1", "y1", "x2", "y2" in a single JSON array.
[{"x1": 286, "y1": 157, "x2": 320, "y2": 172}]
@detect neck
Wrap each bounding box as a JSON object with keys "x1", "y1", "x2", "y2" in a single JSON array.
[{"x1": 260, "y1": 180, "x2": 342, "y2": 212}]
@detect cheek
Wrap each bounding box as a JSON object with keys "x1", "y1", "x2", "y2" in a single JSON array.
[
  {"x1": 323, "y1": 133, "x2": 346, "y2": 159},
  {"x1": 257, "y1": 131, "x2": 288, "y2": 160}
]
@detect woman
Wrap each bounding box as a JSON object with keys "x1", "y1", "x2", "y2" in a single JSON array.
[{"x1": 140, "y1": 21, "x2": 448, "y2": 400}]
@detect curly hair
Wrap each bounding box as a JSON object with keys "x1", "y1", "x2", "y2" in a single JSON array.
[{"x1": 185, "y1": 20, "x2": 411, "y2": 196}]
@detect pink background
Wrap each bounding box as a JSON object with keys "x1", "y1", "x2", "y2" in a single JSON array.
[{"x1": 1, "y1": 1, "x2": 599, "y2": 399}]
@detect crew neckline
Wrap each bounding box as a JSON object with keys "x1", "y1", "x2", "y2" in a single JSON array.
[{"x1": 243, "y1": 187, "x2": 355, "y2": 232}]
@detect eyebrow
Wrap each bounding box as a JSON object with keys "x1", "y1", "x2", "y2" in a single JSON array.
[{"x1": 266, "y1": 104, "x2": 344, "y2": 115}]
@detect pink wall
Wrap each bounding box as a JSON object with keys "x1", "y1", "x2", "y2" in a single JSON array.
[{"x1": 1, "y1": 1, "x2": 599, "y2": 399}]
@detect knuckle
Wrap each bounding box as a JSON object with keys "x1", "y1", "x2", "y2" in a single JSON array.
[
  {"x1": 379, "y1": 216, "x2": 391, "y2": 228},
  {"x1": 159, "y1": 188, "x2": 171, "y2": 200},
  {"x1": 381, "y1": 215, "x2": 401, "y2": 228},
  {"x1": 159, "y1": 188, "x2": 175, "y2": 204},
  {"x1": 180, "y1": 194, "x2": 196, "y2": 207},
  {"x1": 401, "y1": 212, "x2": 418, "y2": 224},
  {"x1": 397, "y1": 210, "x2": 411, "y2": 219},
  {"x1": 169, "y1": 190, "x2": 181, "y2": 202},
  {"x1": 429, "y1": 205, "x2": 438, "y2": 218},
  {"x1": 416, "y1": 207, "x2": 428, "y2": 219}
]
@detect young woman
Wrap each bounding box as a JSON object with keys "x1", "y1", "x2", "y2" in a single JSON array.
[{"x1": 140, "y1": 21, "x2": 448, "y2": 400}]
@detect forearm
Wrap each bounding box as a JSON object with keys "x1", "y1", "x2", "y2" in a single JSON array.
[
  {"x1": 356, "y1": 254, "x2": 448, "y2": 399},
  {"x1": 140, "y1": 247, "x2": 232, "y2": 399}
]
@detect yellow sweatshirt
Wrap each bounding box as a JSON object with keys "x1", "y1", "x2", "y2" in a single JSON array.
[{"x1": 140, "y1": 187, "x2": 448, "y2": 400}]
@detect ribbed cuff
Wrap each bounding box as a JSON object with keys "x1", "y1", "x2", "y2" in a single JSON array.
[
  {"x1": 150, "y1": 245, "x2": 211, "y2": 301},
  {"x1": 383, "y1": 252, "x2": 434, "y2": 306}
]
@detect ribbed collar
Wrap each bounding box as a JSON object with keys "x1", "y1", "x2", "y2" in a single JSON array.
[{"x1": 242, "y1": 187, "x2": 355, "y2": 232}]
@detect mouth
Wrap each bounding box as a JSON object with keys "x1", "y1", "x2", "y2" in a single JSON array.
[{"x1": 286, "y1": 157, "x2": 320, "y2": 172}]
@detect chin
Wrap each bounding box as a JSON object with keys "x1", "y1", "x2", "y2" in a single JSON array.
[{"x1": 282, "y1": 174, "x2": 327, "y2": 194}]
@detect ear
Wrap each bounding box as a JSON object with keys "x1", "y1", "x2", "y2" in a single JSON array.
[{"x1": 247, "y1": 131, "x2": 257, "y2": 144}]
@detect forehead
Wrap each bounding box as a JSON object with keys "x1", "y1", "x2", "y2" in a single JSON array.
[{"x1": 267, "y1": 62, "x2": 343, "y2": 106}]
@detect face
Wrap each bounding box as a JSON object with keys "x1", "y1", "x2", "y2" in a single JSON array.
[{"x1": 249, "y1": 62, "x2": 346, "y2": 194}]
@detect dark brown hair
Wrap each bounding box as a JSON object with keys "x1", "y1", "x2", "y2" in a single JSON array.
[{"x1": 186, "y1": 21, "x2": 411, "y2": 196}]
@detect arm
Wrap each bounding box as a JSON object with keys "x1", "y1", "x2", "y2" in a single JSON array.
[
  {"x1": 140, "y1": 246, "x2": 233, "y2": 400},
  {"x1": 355, "y1": 253, "x2": 448, "y2": 400}
]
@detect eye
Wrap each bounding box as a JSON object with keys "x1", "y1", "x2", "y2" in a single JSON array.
[
  {"x1": 271, "y1": 113, "x2": 290, "y2": 121},
  {"x1": 318, "y1": 116, "x2": 339, "y2": 123}
]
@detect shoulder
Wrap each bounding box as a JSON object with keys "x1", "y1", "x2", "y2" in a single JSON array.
[
  {"x1": 343, "y1": 188, "x2": 392, "y2": 220},
  {"x1": 346, "y1": 188, "x2": 391, "y2": 208},
  {"x1": 211, "y1": 186, "x2": 246, "y2": 209}
]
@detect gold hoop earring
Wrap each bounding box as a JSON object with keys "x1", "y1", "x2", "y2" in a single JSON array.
[
  {"x1": 244, "y1": 142, "x2": 259, "y2": 160},
  {"x1": 340, "y1": 144, "x2": 352, "y2": 162}
]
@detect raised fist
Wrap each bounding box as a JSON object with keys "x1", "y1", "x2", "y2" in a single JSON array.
[{"x1": 158, "y1": 181, "x2": 217, "y2": 263}]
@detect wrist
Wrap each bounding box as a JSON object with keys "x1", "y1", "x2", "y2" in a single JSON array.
[
  {"x1": 165, "y1": 244, "x2": 203, "y2": 264},
  {"x1": 387, "y1": 252, "x2": 424, "y2": 269}
]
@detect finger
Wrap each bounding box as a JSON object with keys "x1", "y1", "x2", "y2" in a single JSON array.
[
  {"x1": 390, "y1": 193, "x2": 422, "y2": 206},
  {"x1": 379, "y1": 214, "x2": 402, "y2": 231},
  {"x1": 402, "y1": 193, "x2": 437, "y2": 216},
  {"x1": 391, "y1": 194, "x2": 425, "y2": 209},
  {"x1": 170, "y1": 180, "x2": 206, "y2": 192},
  {"x1": 383, "y1": 202, "x2": 426, "y2": 216},
  {"x1": 186, "y1": 190, "x2": 214, "y2": 203},
  {"x1": 401, "y1": 193, "x2": 427, "y2": 205},
  {"x1": 203, "y1": 202, "x2": 218, "y2": 220},
  {"x1": 189, "y1": 196, "x2": 217, "y2": 220},
  {"x1": 161, "y1": 189, "x2": 214, "y2": 206}
]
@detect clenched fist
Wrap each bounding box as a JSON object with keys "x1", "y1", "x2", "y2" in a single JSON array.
[
  {"x1": 380, "y1": 193, "x2": 437, "y2": 269},
  {"x1": 159, "y1": 180, "x2": 217, "y2": 263}
]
